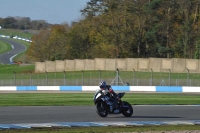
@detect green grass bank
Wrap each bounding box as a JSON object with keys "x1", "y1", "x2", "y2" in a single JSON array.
[{"x1": 0, "y1": 93, "x2": 199, "y2": 106}]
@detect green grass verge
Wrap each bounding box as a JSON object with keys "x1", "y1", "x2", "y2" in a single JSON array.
[
  {"x1": 0, "y1": 125, "x2": 200, "y2": 133},
  {"x1": 0, "y1": 40, "x2": 12, "y2": 54},
  {"x1": 0, "y1": 93, "x2": 199, "y2": 106},
  {"x1": 0, "y1": 64, "x2": 35, "y2": 73},
  {"x1": 0, "y1": 64, "x2": 198, "y2": 79}
]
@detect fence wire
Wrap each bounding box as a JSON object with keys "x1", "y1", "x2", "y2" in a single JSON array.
[{"x1": 0, "y1": 70, "x2": 199, "y2": 86}]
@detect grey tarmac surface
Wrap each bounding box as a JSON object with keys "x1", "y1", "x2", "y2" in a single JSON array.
[
  {"x1": 0, "y1": 105, "x2": 199, "y2": 124},
  {"x1": 0, "y1": 37, "x2": 26, "y2": 64}
]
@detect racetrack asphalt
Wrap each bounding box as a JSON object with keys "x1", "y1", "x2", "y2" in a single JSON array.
[
  {"x1": 0, "y1": 105, "x2": 199, "y2": 124},
  {"x1": 0, "y1": 37, "x2": 26, "y2": 64}
]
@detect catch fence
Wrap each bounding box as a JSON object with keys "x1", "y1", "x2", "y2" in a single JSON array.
[{"x1": 0, "y1": 70, "x2": 200, "y2": 86}]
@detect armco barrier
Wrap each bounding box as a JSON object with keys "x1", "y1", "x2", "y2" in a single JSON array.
[{"x1": 0, "y1": 86, "x2": 200, "y2": 92}]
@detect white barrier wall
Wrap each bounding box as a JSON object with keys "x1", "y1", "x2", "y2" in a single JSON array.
[
  {"x1": 0, "y1": 86, "x2": 200, "y2": 92},
  {"x1": 182, "y1": 87, "x2": 200, "y2": 92},
  {"x1": 130, "y1": 86, "x2": 156, "y2": 92}
]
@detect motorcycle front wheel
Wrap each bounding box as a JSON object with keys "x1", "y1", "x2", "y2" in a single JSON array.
[
  {"x1": 121, "y1": 101, "x2": 133, "y2": 117},
  {"x1": 96, "y1": 101, "x2": 108, "y2": 117}
]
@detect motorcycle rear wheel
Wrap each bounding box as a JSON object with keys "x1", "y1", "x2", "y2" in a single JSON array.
[
  {"x1": 121, "y1": 101, "x2": 133, "y2": 117},
  {"x1": 96, "y1": 101, "x2": 108, "y2": 117}
]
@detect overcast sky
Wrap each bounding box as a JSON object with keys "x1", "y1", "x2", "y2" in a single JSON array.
[{"x1": 0, "y1": 0, "x2": 89, "y2": 24}]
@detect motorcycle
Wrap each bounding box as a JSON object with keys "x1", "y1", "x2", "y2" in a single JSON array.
[{"x1": 93, "y1": 89, "x2": 133, "y2": 117}]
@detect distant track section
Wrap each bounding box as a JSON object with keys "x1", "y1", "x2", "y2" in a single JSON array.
[{"x1": 0, "y1": 37, "x2": 26, "y2": 64}]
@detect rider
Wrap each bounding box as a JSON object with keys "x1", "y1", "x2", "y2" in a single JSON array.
[{"x1": 99, "y1": 81, "x2": 120, "y2": 112}]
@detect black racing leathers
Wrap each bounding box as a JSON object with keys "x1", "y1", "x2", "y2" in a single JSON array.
[
  {"x1": 102, "y1": 85, "x2": 120, "y2": 109},
  {"x1": 104, "y1": 85, "x2": 118, "y2": 99}
]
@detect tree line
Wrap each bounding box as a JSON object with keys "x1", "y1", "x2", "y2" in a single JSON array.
[
  {"x1": 26, "y1": 0, "x2": 200, "y2": 61},
  {"x1": 0, "y1": 16, "x2": 52, "y2": 30}
]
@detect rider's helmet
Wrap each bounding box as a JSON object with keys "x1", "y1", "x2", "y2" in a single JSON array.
[{"x1": 99, "y1": 81, "x2": 106, "y2": 90}]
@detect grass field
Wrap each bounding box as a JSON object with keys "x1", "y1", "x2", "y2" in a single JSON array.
[
  {"x1": 0, "y1": 93, "x2": 199, "y2": 106},
  {"x1": 0, "y1": 40, "x2": 12, "y2": 54},
  {"x1": 0, "y1": 29, "x2": 35, "y2": 39},
  {"x1": 0, "y1": 64, "x2": 35, "y2": 73}
]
